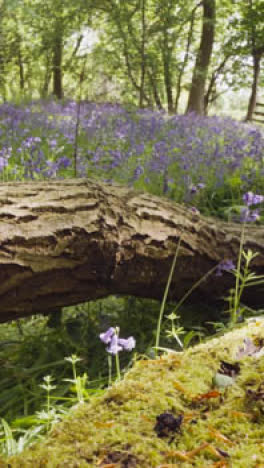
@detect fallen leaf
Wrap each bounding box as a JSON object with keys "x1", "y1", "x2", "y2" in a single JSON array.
[{"x1": 192, "y1": 390, "x2": 221, "y2": 401}]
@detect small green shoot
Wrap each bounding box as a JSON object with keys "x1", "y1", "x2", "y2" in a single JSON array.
[
  {"x1": 155, "y1": 235, "x2": 182, "y2": 357},
  {"x1": 64, "y1": 354, "x2": 86, "y2": 403}
]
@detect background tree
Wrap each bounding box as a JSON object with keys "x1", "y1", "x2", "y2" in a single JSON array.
[
  {"x1": 242, "y1": 0, "x2": 264, "y2": 121},
  {"x1": 186, "y1": 0, "x2": 216, "y2": 114}
]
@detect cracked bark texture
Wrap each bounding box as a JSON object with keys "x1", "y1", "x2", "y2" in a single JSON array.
[{"x1": 0, "y1": 179, "x2": 263, "y2": 322}]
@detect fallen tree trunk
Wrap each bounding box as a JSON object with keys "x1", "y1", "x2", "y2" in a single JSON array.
[{"x1": 0, "y1": 178, "x2": 263, "y2": 322}]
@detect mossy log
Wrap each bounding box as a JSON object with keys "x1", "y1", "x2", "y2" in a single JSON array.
[
  {"x1": 7, "y1": 318, "x2": 264, "y2": 467},
  {"x1": 0, "y1": 179, "x2": 263, "y2": 322}
]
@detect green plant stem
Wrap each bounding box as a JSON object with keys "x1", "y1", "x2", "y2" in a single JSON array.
[
  {"x1": 115, "y1": 353, "x2": 121, "y2": 381},
  {"x1": 232, "y1": 223, "x2": 245, "y2": 325},
  {"x1": 108, "y1": 355, "x2": 112, "y2": 386},
  {"x1": 171, "y1": 264, "x2": 218, "y2": 318},
  {"x1": 155, "y1": 235, "x2": 182, "y2": 357},
  {"x1": 72, "y1": 361, "x2": 77, "y2": 383}
]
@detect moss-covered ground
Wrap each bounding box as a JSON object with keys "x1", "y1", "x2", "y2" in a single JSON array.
[{"x1": 4, "y1": 319, "x2": 264, "y2": 468}]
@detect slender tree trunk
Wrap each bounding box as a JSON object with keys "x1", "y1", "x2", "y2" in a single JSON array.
[
  {"x1": 186, "y1": 0, "x2": 216, "y2": 115},
  {"x1": 42, "y1": 55, "x2": 52, "y2": 98},
  {"x1": 139, "y1": 0, "x2": 146, "y2": 107},
  {"x1": 245, "y1": 52, "x2": 262, "y2": 121},
  {"x1": 0, "y1": 179, "x2": 263, "y2": 322},
  {"x1": 175, "y1": 5, "x2": 197, "y2": 113},
  {"x1": 163, "y1": 45, "x2": 174, "y2": 114},
  {"x1": 17, "y1": 40, "x2": 25, "y2": 91},
  {"x1": 52, "y1": 25, "x2": 63, "y2": 100},
  {"x1": 148, "y1": 71, "x2": 163, "y2": 110},
  {"x1": 0, "y1": 3, "x2": 6, "y2": 100}
]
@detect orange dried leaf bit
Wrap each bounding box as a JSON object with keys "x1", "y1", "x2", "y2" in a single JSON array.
[
  {"x1": 100, "y1": 464, "x2": 118, "y2": 468},
  {"x1": 192, "y1": 390, "x2": 221, "y2": 401}
]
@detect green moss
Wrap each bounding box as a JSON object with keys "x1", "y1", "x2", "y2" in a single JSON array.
[{"x1": 7, "y1": 319, "x2": 264, "y2": 467}]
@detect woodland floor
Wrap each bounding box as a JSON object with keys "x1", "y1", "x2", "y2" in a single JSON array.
[{"x1": 4, "y1": 318, "x2": 264, "y2": 468}]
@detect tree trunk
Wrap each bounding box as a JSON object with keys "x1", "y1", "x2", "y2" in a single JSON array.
[
  {"x1": 245, "y1": 52, "x2": 262, "y2": 121},
  {"x1": 139, "y1": 0, "x2": 146, "y2": 108},
  {"x1": 0, "y1": 3, "x2": 6, "y2": 100},
  {"x1": 186, "y1": 0, "x2": 216, "y2": 115},
  {"x1": 17, "y1": 39, "x2": 25, "y2": 91},
  {"x1": 52, "y1": 24, "x2": 63, "y2": 100},
  {"x1": 148, "y1": 71, "x2": 163, "y2": 110},
  {"x1": 175, "y1": 4, "x2": 197, "y2": 113},
  {"x1": 42, "y1": 57, "x2": 52, "y2": 98},
  {"x1": 163, "y1": 46, "x2": 174, "y2": 114},
  {"x1": 0, "y1": 179, "x2": 263, "y2": 322}
]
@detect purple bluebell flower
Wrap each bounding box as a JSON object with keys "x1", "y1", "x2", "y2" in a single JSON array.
[
  {"x1": 216, "y1": 259, "x2": 235, "y2": 276},
  {"x1": 118, "y1": 337, "x2": 136, "y2": 351},
  {"x1": 99, "y1": 327, "x2": 115, "y2": 344},
  {"x1": 240, "y1": 207, "x2": 260, "y2": 223},
  {"x1": 107, "y1": 333, "x2": 123, "y2": 355},
  {"x1": 0, "y1": 156, "x2": 8, "y2": 170},
  {"x1": 243, "y1": 192, "x2": 264, "y2": 206},
  {"x1": 58, "y1": 156, "x2": 71, "y2": 168},
  {"x1": 132, "y1": 165, "x2": 144, "y2": 181},
  {"x1": 100, "y1": 327, "x2": 136, "y2": 355}
]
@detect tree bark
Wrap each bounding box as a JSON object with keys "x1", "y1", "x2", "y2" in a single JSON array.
[
  {"x1": 52, "y1": 23, "x2": 64, "y2": 100},
  {"x1": 175, "y1": 4, "x2": 198, "y2": 113},
  {"x1": 162, "y1": 44, "x2": 174, "y2": 114},
  {"x1": 186, "y1": 0, "x2": 216, "y2": 115},
  {"x1": 0, "y1": 179, "x2": 263, "y2": 323},
  {"x1": 139, "y1": 0, "x2": 147, "y2": 108},
  {"x1": 0, "y1": 3, "x2": 6, "y2": 100},
  {"x1": 148, "y1": 71, "x2": 163, "y2": 110},
  {"x1": 245, "y1": 52, "x2": 262, "y2": 121}
]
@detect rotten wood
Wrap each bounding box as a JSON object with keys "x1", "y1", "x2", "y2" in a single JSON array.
[{"x1": 0, "y1": 179, "x2": 263, "y2": 322}]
